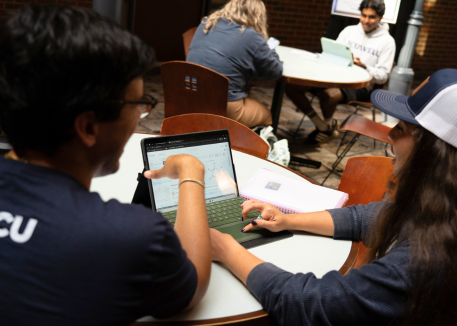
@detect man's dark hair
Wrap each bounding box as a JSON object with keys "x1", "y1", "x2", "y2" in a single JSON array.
[
  {"x1": 0, "y1": 4, "x2": 155, "y2": 154},
  {"x1": 359, "y1": 0, "x2": 386, "y2": 17}
]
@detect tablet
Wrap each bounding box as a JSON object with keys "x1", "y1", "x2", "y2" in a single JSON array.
[{"x1": 320, "y1": 37, "x2": 353, "y2": 67}]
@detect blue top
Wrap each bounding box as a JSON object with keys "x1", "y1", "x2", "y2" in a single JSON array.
[
  {"x1": 247, "y1": 202, "x2": 411, "y2": 325},
  {"x1": 0, "y1": 157, "x2": 197, "y2": 326},
  {"x1": 187, "y1": 18, "x2": 283, "y2": 101}
]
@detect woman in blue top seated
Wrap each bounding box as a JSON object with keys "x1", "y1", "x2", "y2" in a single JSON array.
[
  {"x1": 187, "y1": 0, "x2": 283, "y2": 128},
  {"x1": 209, "y1": 69, "x2": 457, "y2": 325}
]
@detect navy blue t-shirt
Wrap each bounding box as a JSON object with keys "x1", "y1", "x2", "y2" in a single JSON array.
[{"x1": 0, "y1": 157, "x2": 197, "y2": 326}]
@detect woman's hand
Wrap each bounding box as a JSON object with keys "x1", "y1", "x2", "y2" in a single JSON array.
[
  {"x1": 240, "y1": 199, "x2": 289, "y2": 233},
  {"x1": 144, "y1": 154, "x2": 205, "y2": 181}
]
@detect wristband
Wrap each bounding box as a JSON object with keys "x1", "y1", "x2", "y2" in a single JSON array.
[{"x1": 179, "y1": 178, "x2": 205, "y2": 189}]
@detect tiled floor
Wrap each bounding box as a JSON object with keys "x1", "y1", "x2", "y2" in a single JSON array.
[{"x1": 137, "y1": 74, "x2": 396, "y2": 189}]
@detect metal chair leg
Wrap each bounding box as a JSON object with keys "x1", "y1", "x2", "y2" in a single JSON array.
[
  {"x1": 293, "y1": 114, "x2": 307, "y2": 138},
  {"x1": 336, "y1": 130, "x2": 349, "y2": 157},
  {"x1": 321, "y1": 133, "x2": 360, "y2": 186},
  {"x1": 353, "y1": 104, "x2": 360, "y2": 115},
  {"x1": 292, "y1": 94, "x2": 315, "y2": 139}
]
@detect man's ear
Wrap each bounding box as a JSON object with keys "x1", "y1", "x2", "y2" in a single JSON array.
[{"x1": 73, "y1": 111, "x2": 98, "y2": 147}]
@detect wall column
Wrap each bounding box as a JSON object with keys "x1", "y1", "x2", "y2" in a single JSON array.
[{"x1": 387, "y1": 0, "x2": 425, "y2": 95}]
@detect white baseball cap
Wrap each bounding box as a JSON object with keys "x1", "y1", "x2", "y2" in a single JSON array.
[{"x1": 371, "y1": 68, "x2": 457, "y2": 148}]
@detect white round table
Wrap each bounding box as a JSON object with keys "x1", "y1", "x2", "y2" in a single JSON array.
[
  {"x1": 270, "y1": 45, "x2": 372, "y2": 132},
  {"x1": 90, "y1": 133, "x2": 357, "y2": 325}
]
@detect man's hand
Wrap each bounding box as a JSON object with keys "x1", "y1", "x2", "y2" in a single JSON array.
[
  {"x1": 210, "y1": 228, "x2": 239, "y2": 262},
  {"x1": 209, "y1": 228, "x2": 264, "y2": 284},
  {"x1": 353, "y1": 57, "x2": 366, "y2": 69},
  {"x1": 144, "y1": 154, "x2": 204, "y2": 181},
  {"x1": 240, "y1": 199, "x2": 289, "y2": 233}
]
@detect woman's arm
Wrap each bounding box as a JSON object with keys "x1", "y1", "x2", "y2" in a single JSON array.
[
  {"x1": 211, "y1": 200, "x2": 410, "y2": 326},
  {"x1": 145, "y1": 154, "x2": 211, "y2": 310},
  {"x1": 252, "y1": 38, "x2": 283, "y2": 80},
  {"x1": 241, "y1": 200, "x2": 390, "y2": 246},
  {"x1": 240, "y1": 200, "x2": 334, "y2": 236}
]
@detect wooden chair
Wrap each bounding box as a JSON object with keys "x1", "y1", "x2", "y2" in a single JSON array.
[
  {"x1": 321, "y1": 114, "x2": 392, "y2": 185},
  {"x1": 337, "y1": 156, "x2": 396, "y2": 269},
  {"x1": 161, "y1": 113, "x2": 270, "y2": 158},
  {"x1": 347, "y1": 100, "x2": 386, "y2": 123},
  {"x1": 182, "y1": 27, "x2": 197, "y2": 59},
  {"x1": 161, "y1": 61, "x2": 229, "y2": 118}
]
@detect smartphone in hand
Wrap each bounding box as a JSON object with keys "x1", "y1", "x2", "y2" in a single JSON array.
[{"x1": 267, "y1": 37, "x2": 280, "y2": 50}]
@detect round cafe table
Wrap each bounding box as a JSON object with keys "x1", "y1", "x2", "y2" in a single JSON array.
[
  {"x1": 270, "y1": 45, "x2": 372, "y2": 132},
  {"x1": 90, "y1": 133, "x2": 358, "y2": 326}
]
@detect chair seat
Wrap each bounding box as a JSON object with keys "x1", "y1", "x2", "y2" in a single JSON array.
[{"x1": 340, "y1": 114, "x2": 392, "y2": 144}]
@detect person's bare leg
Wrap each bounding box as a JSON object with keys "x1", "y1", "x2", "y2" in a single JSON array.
[
  {"x1": 304, "y1": 88, "x2": 343, "y2": 145},
  {"x1": 315, "y1": 88, "x2": 344, "y2": 129},
  {"x1": 285, "y1": 84, "x2": 329, "y2": 131}
]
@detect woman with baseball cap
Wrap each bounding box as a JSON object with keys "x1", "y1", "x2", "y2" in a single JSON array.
[{"x1": 209, "y1": 68, "x2": 457, "y2": 325}]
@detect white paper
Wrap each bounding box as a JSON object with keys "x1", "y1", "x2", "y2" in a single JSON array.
[
  {"x1": 331, "y1": 0, "x2": 401, "y2": 24},
  {"x1": 239, "y1": 168, "x2": 348, "y2": 213}
]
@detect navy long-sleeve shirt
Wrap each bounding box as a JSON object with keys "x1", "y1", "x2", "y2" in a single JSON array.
[
  {"x1": 246, "y1": 202, "x2": 412, "y2": 326},
  {"x1": 187, "y1": 18, "x2": 283, "y2": 101}
]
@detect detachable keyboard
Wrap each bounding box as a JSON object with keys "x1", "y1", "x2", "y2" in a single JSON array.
[{"x1": 161, "y1": 196, "x2": 258, "y2": 227}]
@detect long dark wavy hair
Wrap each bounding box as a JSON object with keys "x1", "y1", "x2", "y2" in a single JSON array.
[{"x1": 367, "y1": 123, "x2": 457, "y2": 325}]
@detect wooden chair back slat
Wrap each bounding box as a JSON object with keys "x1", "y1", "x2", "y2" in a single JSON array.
[
  {"x1": 161, "y1": 113, "x2": 270, "y2": 159},
  {"x1": 338, "y1": 156, "x2": 396, "y2": 269},
  {"x1": 182, "y1": 27, "x2": 197, "y2": 59},
  {"x1": 161, "y1": 61, "x2": 229, "y2": 118},
  {"x1": 340, "y1": 114, "x2": 392, "y2": 144}
]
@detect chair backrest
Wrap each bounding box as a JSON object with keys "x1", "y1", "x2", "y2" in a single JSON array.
[
  {"x1": 182, "y1": 27, "x2": 197, "y2": 59},
  {"x1": 338, "y1": 156, "x2": 396, "y2": 269},
  {"x1": 161, "y1": 113, "x2": 270, "y2": 158},
  {"x1": 161, "y1": 61, "x2": 229, "y2": 118},
  {"x1": 338, "y1": 156, "x2": 395, "y2": 207},
  {"x1": 340, "y1": 114, "x2": 392, "y2": 144}
]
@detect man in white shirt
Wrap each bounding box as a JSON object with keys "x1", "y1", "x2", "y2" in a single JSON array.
[{"x1": 286, "y1": 0, "x2": 395, "y2": 145}]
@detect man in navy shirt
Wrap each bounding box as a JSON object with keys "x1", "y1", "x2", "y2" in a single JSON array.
[{"x1": 0, "y1": 4, "x2": 211, "y2": 326}]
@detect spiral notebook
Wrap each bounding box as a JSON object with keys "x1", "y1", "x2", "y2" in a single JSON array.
[{"x1": 239, "y1": 168, "x2": 348, "y2": 213}]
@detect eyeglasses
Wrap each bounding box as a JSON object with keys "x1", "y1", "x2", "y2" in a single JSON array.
[{"x1": 114, "y1": 96, "x2": 158, "y2": 114}]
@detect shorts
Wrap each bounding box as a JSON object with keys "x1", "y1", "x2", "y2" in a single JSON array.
[
  {"x1": 227, "y1": 97, "x2": 272, "y2": 128},
  {"x1": 340, "y1": 87, "x2": 369, "y2": 102}
]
